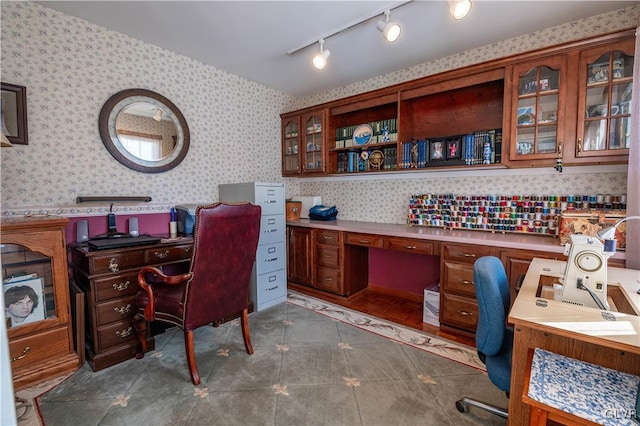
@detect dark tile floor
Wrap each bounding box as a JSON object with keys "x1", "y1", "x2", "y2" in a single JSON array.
[{"x1": 38, "y1": 302, "x2": 508, "y2": 425}]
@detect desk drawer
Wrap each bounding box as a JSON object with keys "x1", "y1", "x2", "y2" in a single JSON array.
[
  {"x1": 96, "y1": 296, "x2": 137, "y2": 326},
  {"x1": 442, "y1": 243, "x2": 495, "y2": 263},
  {"x1": 9, "y1": 327, "x2": 70, "y2": 371},
  {"x1": 255, "y1": 269, "x2": 286, "y2": 304},
  {"x1": 315, "y1": 266, "x2": 343, "y2": 295},
  {"x1": 259, "y1": 214, "x2": 285, "y2": 245},
  {"x1": 96, "y1": 320, "x2": 136, "y2": 350},
  {"x1": 385, "y1": 237, "x2": 434, "y2": 255},
  {"x1": 442, "y1": 262, "x2": 476, "y2": 298},
  {"x1": 94, "y1": 272, "x2": 139, "y2": 302},
  {"x1": 90, "y1": 251, "x2": 145, "y2": 275},
  {"x1": 144, "y1": 244, "x2": 192, "y2": 264},
  {"x1": 256, "y1": 241, "x2": 286, "y2": 274},
  {"x1": 316, "y1": 245, "x2": 340, "y2": 268},
  {"x1": 316, "y1": 230, "x2": 341, "y2": 246},
  {"x1": 345, "y1": 233, "x2": 384, "y2": 248},
  {"x1": 441, "y1": 293, "x2": 478, "y2": 332}
]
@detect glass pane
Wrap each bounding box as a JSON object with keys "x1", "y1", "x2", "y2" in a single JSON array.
[
  {"x1": 2, "y1": 243, "x2": 55, "y2": 328},
  {"x1": 587, "y1": 53, "x2": 610, "y2": 84},
  {"x1": 612, "y1": 82, "x2": 632, "y2": 114},
  {"x1": 609, "y1": 117, "x2": 630, "y2": 149},
  {"x1": 519, "y1": 67, "x2": 538, "y2": 96},
  {"x1": 585, "y1": 86, "x2": 609, "y2": 118},
  {"x1": 516, "y1": 127, "x2": 534, "y2": 155},
  {"x1": 283, "y1": 121, "x2": 299, "y2": 172},
  {"x1": 539, "y1": 67, "x2": 559, "y2": 91},
  {"x1": 538, "y1": 93, "x2": 558, "y2": 123},
  {"x1": 583, "y1": 120, "x2": 607, "y2": 151},
  {"x1": 517, "y1": 98, "x2": 536, "y2": 125},
  {"x1": 613, "y1": 51, "x2": 633, "y2": 80},
  {"x1": 537, "y1": 125, "x2": 557, "y2": 153}
]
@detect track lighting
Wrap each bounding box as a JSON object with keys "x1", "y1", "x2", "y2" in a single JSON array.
[
  {"x1": 153, "y1": 108, "x2": 164, "y2": 122},
  {"x1": 312, "y1": 39, "x2": 330, "y2": 70},
  {"x1": 449, "y1": 0, "x2": 472, "y2": 20},
  {"x1": 377, "y1": 10, "x2": 401, "y2": 43}
]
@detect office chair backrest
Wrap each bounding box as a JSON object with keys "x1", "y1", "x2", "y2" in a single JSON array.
[
  {"x1": 473, "y1": 256, "x2": 510, "y2": 358},
  {"x1": 183, "y1": 202, "x2": 261, "y2": 330}
]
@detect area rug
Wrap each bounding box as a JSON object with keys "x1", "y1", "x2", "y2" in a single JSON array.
[{"x1": 286, "y1": 291, "x2": 485, "y2": 371}]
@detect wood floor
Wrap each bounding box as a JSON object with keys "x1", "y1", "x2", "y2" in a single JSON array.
[{"x1": 289, "y1": 284, "x2": 476, "y2": 347}]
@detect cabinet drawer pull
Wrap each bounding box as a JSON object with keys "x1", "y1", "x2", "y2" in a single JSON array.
[
  {"x1": 458, "y1": 252, "x2": 476, "y2": 258},
  {"x1": 112, "y1": 281, "x2": 130, "y2": 291},
  {"x1": 266, "y1": 286, "x2": 279, "y2": 291},
  {"x1": 403, "y1": 245, "x2": 417, "y2": 249},
  {"x1": 323, "y1": 235, "x2": 334, "y2": 241},
  {"x1": 116, "y1": 327, "x2": 133, "y2": 338},
  {"x1": 11, "y1": 346, "x2": 31, "y2": 362},
  {"x1": 458, "y1": 279, "x2": 473, "y2": 285},
  {"x1": 456, "y1": 310, "x2": 474, "y2": 317},
  {"x1": 265, "y1": 228, "x2": 278, "y2": 233},
  {"x1": 114, "y1": 304, "x2": 132, "y2": 315},
  {"x1": 266, "y1": 257, "x2": 279, "y2": 262},
  {"x1": 358, "y1": 239, "x2": 370, "y2": 244},
  {"x1": 324, "y1": 277, "x2": 333, "y2": 282},
  {"x1": 108, "y1": 258, "x2": 120, "y2": 273},
  {"x1": 324, "y1": 253, "x2": 333, "y2": 258},
  {"x1": 265, "y1": 200, "x2": 277, "y2": 204},
  {"x1": 154, "y1": 250, "x2": 169, "y2": 259}
]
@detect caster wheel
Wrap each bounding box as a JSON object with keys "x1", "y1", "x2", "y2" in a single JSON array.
[{"x1": 456, "y1": 400, "x2": 469, "y2": 413}]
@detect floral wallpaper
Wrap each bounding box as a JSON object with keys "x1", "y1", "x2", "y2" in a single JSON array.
[{"x1": 0, "y1": 2, "x2": 637, "y2": 224}]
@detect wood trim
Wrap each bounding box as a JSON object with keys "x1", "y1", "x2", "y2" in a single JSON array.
[{"x1": 367, "y1": 284, "x2": 423, "y2": 303}]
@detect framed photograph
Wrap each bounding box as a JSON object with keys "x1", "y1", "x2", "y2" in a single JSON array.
[
  {"x1": 1, "y1": 82, "x2": 28, "y2": 145},
  {"x1": 446, "y1": 138, "x2": 461, "y2": 160},
  {"x1": 429, "y1": 140, "x2": 445, "y2": 161},
  {"x1": 4, "y1": 276, "x2": 46, "y2": 327},
  {"x1": 587, "y1": 63, "x2": 609, "y2": 84}
]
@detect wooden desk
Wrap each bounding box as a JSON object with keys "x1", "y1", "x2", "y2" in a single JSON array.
[
  {"x1": 69, "y1": 237, "x2": 193, "y2": 371},
  {"x1": 508, "y1": 258, "x2": 640, "y2": 425}
]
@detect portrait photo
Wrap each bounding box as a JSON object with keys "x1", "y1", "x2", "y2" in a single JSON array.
[{"x1": 4, "y1": 277, "x2": 45, "y2": 327}]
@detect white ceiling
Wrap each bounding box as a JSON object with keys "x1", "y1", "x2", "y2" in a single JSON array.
[{"x1": 38, "y1": 1, "x2": 637, "y2": 98}]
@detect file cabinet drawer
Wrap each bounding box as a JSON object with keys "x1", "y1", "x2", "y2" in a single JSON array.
[
  {"x1": 256, "y1": 241, "x2": 286, "y2": 273},
  {"x1": 255, "y1": 269, "x2": 286, "y2": 304},
  {"x1": 96, "y1": 296, "x2": 137, "y2": 326},
  {"x1": 259, "y1": 214, "x2": 286, "y2": 245},
  {"x1": 255, "y1": 185, "x2": 285, "y2": 216}
]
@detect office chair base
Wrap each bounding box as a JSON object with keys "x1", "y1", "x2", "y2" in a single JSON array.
[{"x1": 456, "y1": 397, "x2": 508, "y2": 419}]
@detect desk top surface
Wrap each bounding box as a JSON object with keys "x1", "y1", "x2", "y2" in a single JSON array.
[{"x1": 509, "y1": 258, "x2": 640, "y2": 352}]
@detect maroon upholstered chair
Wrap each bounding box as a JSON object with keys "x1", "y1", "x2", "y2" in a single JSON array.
[{"x1": 133, "y1": 202, "x2": 261, "y2": 385}]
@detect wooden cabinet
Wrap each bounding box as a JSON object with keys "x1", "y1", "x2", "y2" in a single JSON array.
[
  {"x1": 287, "y1": 226, "x2": 313, "y2": 286},
  {"x1": 281, "y1": 108, "x2": 327, "y2": 176},
  {"x1": 440, "y1": 243, "x2": 496, "y2": 336},
  {"x1": 2, "y1": 216, "x2": 79, "y2": 390},
  {"x1": 69, "y1": 239, "x2": 192, "y2": 371}
]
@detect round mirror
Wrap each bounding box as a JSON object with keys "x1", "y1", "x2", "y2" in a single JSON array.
[{"x1": 99, "y1": 89, "x2": 189, "y2": 173}]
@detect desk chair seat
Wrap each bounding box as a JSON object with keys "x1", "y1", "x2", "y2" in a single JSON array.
[
  {"x1": 456, "y1": 256, "x2": 512, "y2": 419},
  {"x1": 524, "y1": 348, "x2": 640, "y2": 426}
]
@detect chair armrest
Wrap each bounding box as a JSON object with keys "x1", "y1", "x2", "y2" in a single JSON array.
[{"x1": 137, "y1": 267, "x2": 193, "y2": 320}]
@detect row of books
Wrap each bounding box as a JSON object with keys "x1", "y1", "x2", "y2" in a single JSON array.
[
  {"x1": 335, "y1": 118, "x2": 398, "y2": 148},
  {"x1": 335, "y1": 147, "x2": 397, "y2": 173},
  {"x1": 464, "y1": 129, "x2": 502, "y2": 165}
]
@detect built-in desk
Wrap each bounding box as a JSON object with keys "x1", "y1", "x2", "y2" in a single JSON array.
[
  {"x1": 287, "y1": 219, "x2": 625, "y2": 336},
  {"x1": 508, "y1": 258, "x2": 640, "y2": 425},
  {"x1": 69, "y1": 236, "x2": 193, "y2": 371}
]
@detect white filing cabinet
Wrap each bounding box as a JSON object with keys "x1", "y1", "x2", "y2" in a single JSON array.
[{"x1": 218, "y1": 182, "x2": 287, "y2": 311}]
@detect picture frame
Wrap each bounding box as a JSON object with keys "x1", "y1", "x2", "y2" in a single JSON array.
[
  {"x1": 429, "y1": 140, "x2": 445, "y2": 161},
  {"x1": 4, "y1": 276, "x2": 46, "y2": 327},
  {"x1": 1, "y1": 82, "x2": 28, "y2": 145},
  {"x1": 446, "y1": 138, "x2": 461, "y2": 160},
  {"x1": 587, "y1": 62, "x2": 609, "y2": 84}
]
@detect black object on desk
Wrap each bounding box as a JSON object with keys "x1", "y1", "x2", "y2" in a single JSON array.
[{"x1": 88, "y1": 235, "x2": 161, "y2": 250}]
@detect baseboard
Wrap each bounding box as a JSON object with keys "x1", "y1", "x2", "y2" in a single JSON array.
[{"x1": 367, "y1": 284, "x2": 423, "y2": 303}]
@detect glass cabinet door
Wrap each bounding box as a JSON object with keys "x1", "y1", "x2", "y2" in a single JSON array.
[
  {"x1": 510, "y1": 57, "x2": 565, "y2": 161},
  {"x1": 2, "y1": 243, "x2": 56, "y2": 329},
  {"x1": 302, "y1": 111, "x2": 325, "y2": 174},
  {"x1": 577, "y1": 41, "x2": 634, "y2": 157},
  {"x1": 282, "y1": 117, "x2": 300, "y2": 175}
]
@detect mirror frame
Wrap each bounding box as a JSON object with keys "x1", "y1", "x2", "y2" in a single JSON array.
[
  {"x1": 1, "y1": 82, "x2": 29, "y2": 145},
  {"x1": 99, "y1": 88, "x2": 190, "y2": 173}
]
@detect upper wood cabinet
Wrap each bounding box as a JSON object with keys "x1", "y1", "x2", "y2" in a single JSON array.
[
  {"x1": 575, "y1": 38, "x2": 634, "y2": 162},
  {"x1": 281, "y1": 108, "x2": 327, "y2": 176}
]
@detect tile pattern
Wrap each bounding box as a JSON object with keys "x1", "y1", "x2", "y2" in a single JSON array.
[
  {"x1": 36, "y1": 300, "x2": 508, "y2": 425},
  {"x1": 1, "y1": 1, "x2": 637, "y2": 223}
]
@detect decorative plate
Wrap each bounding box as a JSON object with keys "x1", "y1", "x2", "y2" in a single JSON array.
[
  {"x1": 353, "y1": 124, "x2": 373, "y2": 146},
  {"x1": 368, "y1": 150, "x2": 384, "y2": 169}
]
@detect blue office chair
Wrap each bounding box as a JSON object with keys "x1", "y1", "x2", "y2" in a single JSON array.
[{"x1": 456, "y1": 256, "x2": 513, "y2": 419}]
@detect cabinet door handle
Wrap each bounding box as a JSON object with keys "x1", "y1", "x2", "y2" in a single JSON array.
[
  {"x1": 116, "y1": 327, "x2": 133, "y2": 338},
  {"x1": 457, "y1": 310, "x2": 474, "y2": 317},
  {"x1": 577, "y1": 138, "x2": 582, "y2": 156},
  {"x1": 11, "y1": 346, "x2": 30, "y2": 362},
  {"x1": 112, "y1": 281, "x2": 130, "y2": 291},
  {"x1": 323, "y1": 235, "x2": 333, "y2": 241},
  {"x1": 458, "y1": 279, "x2": 473, "y2": 285},
  {"x1": 113, "y1": 304, "x2": 132, "y2": 315},
  {"x1": 154, "y1": 250, "x2": 169, "y2": 259},
  {"x1": 458, "y1": 252, "x2": 476, "y2": 258},
  {"x1": 108, "y1": 258, "x2": 120, "y2": 273}
]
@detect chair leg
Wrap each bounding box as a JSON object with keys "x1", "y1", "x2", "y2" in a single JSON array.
[
  {"x1": 240, "y1": 308, "x2": 254, "y2": 355},
  {"x1": 133, "y1": 313, "x2": 148, "y2": 359},
  {"x1": 184, "y1": 330, "x2": 200, "y2": 385}
]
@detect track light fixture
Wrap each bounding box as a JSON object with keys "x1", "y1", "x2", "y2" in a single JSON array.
[
  {"x1": 377, "y1": 10, "x2": 401, "y2": 43},
  {"x1": 312, "y1": 39, "x2": 330, "y2": 70},
  {"x1": 449, "y1": 0, "x2": 472, "y2": 20}
]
